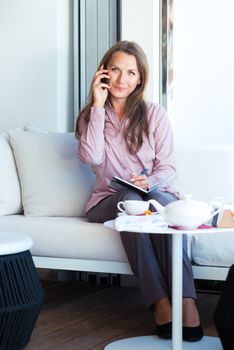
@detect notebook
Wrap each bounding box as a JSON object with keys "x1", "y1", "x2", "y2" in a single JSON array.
[{"x1": 109, "y1": 175, "x2": 168, "y2": 194}]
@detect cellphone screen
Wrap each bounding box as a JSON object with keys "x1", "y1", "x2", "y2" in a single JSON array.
[{"x1": 101, "y1": 77, "x2": 108, "y2": 85}]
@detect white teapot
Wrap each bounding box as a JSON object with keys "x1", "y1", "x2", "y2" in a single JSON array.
[{"x1": 149, "y1": 194, "x2": 224, "y2": 229}]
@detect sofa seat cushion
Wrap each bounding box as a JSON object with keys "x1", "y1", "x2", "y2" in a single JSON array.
[
  {"x1": 0, "y1": 216, "x2": 128, "y2": 263},
  {"x1": 192, "y1": 229, "x2": 234, "y2": 267},
  {"x1": 1, "y1": 215, "x2": 233, "y2": 267}
]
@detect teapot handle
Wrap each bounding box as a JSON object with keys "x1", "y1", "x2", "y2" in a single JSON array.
[
  {"x1": 209, "y1": 207, "x2": 223, "y2": 220},
  {"x1": 210, "y1": 196, "x2": 225, "y2": 209},
  {"x1": 208, "y1": 197, "x2": 225, "y2": 221}
]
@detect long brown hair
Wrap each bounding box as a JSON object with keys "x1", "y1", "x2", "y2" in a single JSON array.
[{"x1": 75, "y1": 41, "x2": 149, "y2": 154}]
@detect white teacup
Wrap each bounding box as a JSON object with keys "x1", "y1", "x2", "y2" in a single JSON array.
[{"x1": 117, "y1": 200, "x2": 150, "y2": 215}]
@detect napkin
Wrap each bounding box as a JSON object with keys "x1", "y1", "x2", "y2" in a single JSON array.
[{"x1": 115, "y1": 214, "x2": 168, "y2": 231}]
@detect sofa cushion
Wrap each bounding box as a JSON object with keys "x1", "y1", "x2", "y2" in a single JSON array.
[
  {"x1": 0, "y1": 133, "x2": 22, "y2": 215},
  {"x1": 0, "y1": 215, "x2": 128, "y2": 262},
  {"x1": 23, "y1": 123, "x2": 50, "y2": 134},
  {"x1": 1, "y1": 215, "x2": 233, "y2": 267},
  {"x1": 192, "y1": 229, "x2": 234, "y2": 267},
  {"x1": 9, "y1": 131, "x2": 95, "y2": 217}
]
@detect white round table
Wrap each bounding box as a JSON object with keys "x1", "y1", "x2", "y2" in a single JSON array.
[
  {"x1": 104, "y1": 221, "x2": 232, "y2": 350},
  {"x1": 0, "y1": 231, "x2": 33, "y2": 255},
  {"x1": 104, "y1": 334, "x2": 222, "y2": 349},
  {"x1": 0, "y1": 231, "x2": 44, "y2": 350}
]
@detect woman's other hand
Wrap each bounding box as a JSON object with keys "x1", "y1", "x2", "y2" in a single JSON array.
[
  {"x1": 130, "y1": 172, "x2": 149, "y2": 190},
  {"x1": 92, "y1": 65, "x2": 110, "y2": 107}
]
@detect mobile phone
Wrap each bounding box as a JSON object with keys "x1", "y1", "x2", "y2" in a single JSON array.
[
  {"x1": 101, "y1": 66, "x2": 109, "y2": 86},
  {"x1": 101, "y1": 77, "x2": 108, "y2": 85}
]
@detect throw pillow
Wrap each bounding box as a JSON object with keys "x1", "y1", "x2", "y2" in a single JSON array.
[
  {"x1": 9, "y1": 131, "x2": 95, "y2": 217},
  {"x1": 23, "y1": 123, "x2": 50, "y2": 134},
  {"x1": 0, "y1": 133, "x2": 22, "y2": 215}
]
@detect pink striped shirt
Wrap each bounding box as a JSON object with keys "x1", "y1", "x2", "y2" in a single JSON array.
[{"x1": 78, "y1": 101, "x2": 178, "y2": 213}]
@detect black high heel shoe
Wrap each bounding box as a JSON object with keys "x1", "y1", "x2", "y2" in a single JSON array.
[
  {"x1": 156, "y1": 322, "x2": 172, "y2": 339},
  {"x1": 183, "y1": 325, "x2": 203, "y2": 342}
]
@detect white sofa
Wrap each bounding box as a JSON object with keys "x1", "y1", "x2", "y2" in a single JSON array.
[{"x1": 0, "y1": 129, "x2": 234, "y2": 281}]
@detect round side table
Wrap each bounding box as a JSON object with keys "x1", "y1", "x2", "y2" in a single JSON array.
[
  {"x1": 0, "y1": 232, "x2": 44, "y2": 350},
  {"x1": 104, "y1": 220, "x2": 232, "y2": 350}
]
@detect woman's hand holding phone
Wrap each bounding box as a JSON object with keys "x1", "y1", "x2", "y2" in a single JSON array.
[{"x1": 92, "y1": 65, "x2": 110, "y2": 107}]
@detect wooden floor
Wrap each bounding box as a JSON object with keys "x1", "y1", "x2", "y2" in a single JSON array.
[{"x1": 25, "y1": 279, "x2": 221, "y2": 350}]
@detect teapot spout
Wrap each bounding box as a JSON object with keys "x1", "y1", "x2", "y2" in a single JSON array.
[{"x1": 148, "y1": 199, "x2": 165, "y2": 217}]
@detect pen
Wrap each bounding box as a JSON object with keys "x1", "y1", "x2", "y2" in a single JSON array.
[{"x1": 139, "y1": 168, "x2": 149, "y2": 176}]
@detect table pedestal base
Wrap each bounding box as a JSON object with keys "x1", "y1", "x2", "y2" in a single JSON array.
[
  {"x1": 0, "y1": 250, "x2": 44, "y2": 350},
  {"x1": 104, "y1": 335, "x2": 222, "y2": 350}
]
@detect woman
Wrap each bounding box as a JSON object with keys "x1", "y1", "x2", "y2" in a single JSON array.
[{"x1": 76, "y1": 40, "x2": 203, "y2": 341}]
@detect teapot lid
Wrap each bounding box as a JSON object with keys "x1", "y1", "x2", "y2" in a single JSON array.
[
  {"x1": 181, "y1": 194, "x2": 192, "y2": 201},
  {"x1": 172, "y1": 194, "x2": 210, "y2": 209}
]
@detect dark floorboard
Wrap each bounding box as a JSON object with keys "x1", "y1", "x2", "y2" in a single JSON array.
[{"x1": 24, "y1": 279, "x2": 221, "y2": 350}]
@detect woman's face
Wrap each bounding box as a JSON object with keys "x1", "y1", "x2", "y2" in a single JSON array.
[{"x1": 107, "y1": 51, "x2": 141, "y2": 102}]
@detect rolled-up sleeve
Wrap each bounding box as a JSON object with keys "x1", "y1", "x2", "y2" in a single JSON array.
[
  {"x1": 147, "y1": 106, "x2": 177, "y2": 190},
  {"x1": 78, "y1": 107, "x2": 106, "y2": 165}
]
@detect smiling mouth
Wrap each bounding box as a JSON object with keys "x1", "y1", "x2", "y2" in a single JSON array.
[{"x1": 113, "y1": 85, "x2": 127, "y2": 91}]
